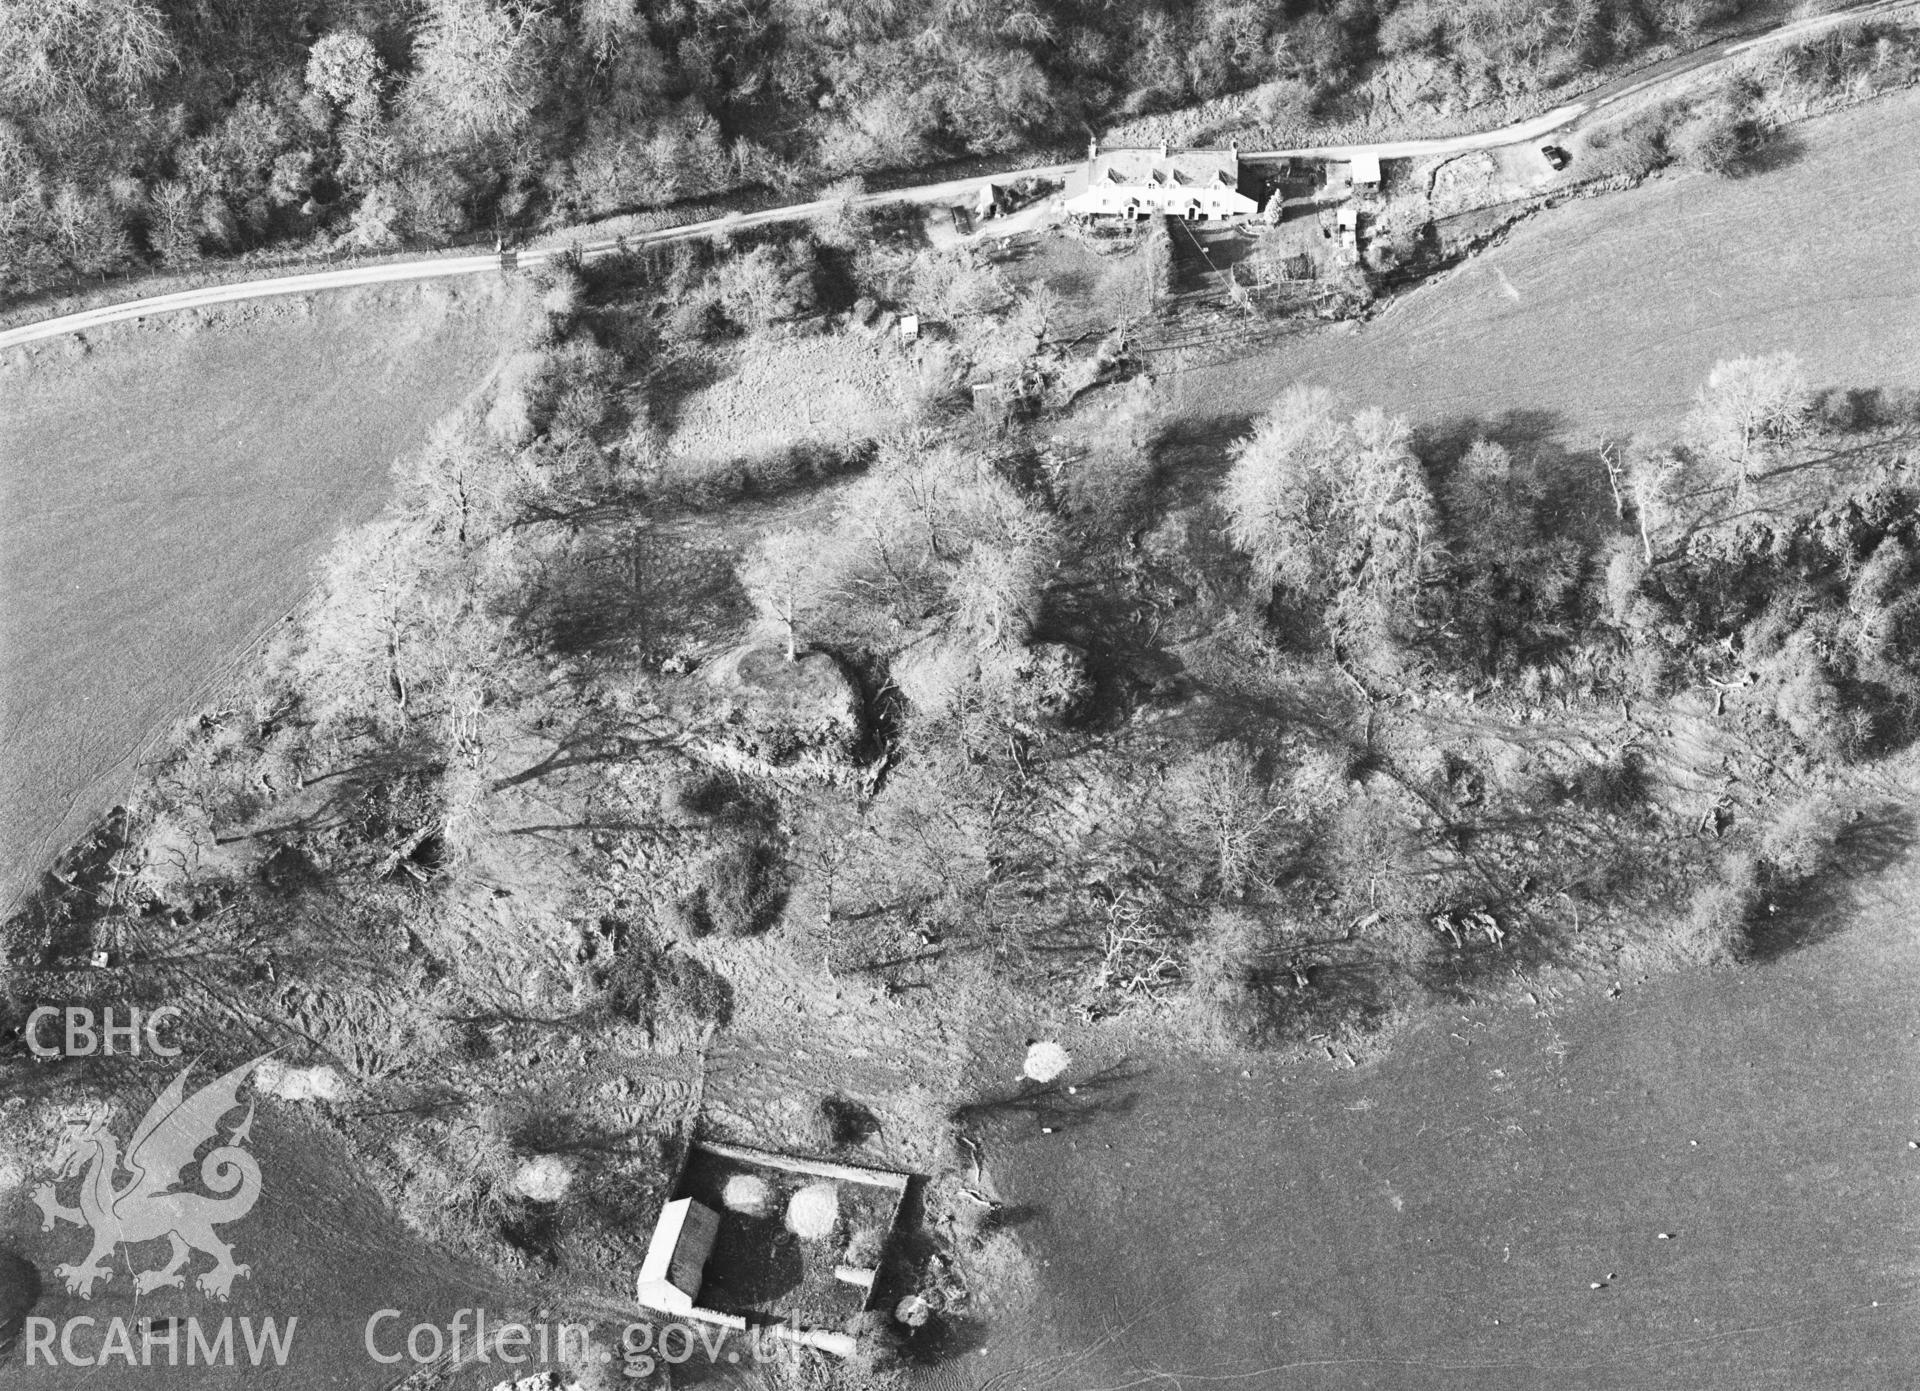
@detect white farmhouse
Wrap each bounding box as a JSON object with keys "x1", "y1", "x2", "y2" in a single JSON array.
[{"x1": 1062, "y1": 143, "x2": 1259, "y2": 222}]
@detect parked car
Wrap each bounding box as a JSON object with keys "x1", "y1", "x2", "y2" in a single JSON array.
[{"x1": 1541, "y1": 145, "x2": 1572, "y2": 171}]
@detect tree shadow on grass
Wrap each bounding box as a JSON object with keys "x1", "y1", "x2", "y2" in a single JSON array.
[
  {"x1": 1741, "y1": 125, "x2": 1809, "y2": 179},
  {"x1": 1746, "y1": 800, "x2": 1918, "y2": 964},
  {"x1": 1746, "y1": 424, "x2": 1920, "y2": 504},
  {"x1": 950, "y1": 1059, "x2": 1146, "y2": 1137},
  {"x1": 488, "y1": 711, "x2": 683, "y2": 792},
  {"x1": 1418, "y1": 407, "x2": 1566, "y2": 456},
  {"x1": 537, "y1": 525, "x2": 750, "y2": 662},
  {"x1": 1212, "y1": 950, "x2": 1428, "y2": 1051},
  {"x1": 898, "y1": 1312, "x2": 989, "y2": 1366},
  {"x1": 641, "y1": 350, "x2": 730, "y2": 442},
  {"x1": 0, "y1": 1251, "x2": 43, "y2": 1356},
  {"x1": 1151, "y1": 416, "x2": 1258, "y2": 500},
  {"x1": 1417, "y1": 406, "x2": 1622, "y2": 543}
]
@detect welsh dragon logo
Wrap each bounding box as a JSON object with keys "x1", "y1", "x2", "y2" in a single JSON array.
[{"x1": 31, "y1": 1056, "x2": 266, "y2": 1300}]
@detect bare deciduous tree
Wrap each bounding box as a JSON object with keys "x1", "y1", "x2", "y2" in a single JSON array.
[
  {"x1": 395, "y1": 416, "x2": 529, "y2": 549},
  {"x1": 305, "y1": 31, "x2": 384, "y2": 120},
  {"x1": 740, "y1": 529, "x2": 848, "y2": 661},
  {"x1": 44, "y1": 181, "x2": 129, "y2": 277},
  {"x1": 711, "y1": 245, "x2": 789, "y2": 331},
  {"x1": 829, "y1": 439, "x2": 1060, "y2": 645},
  {"x1": 1168, "y1": 742, "x2": 1285, "y2": 898},
  {"x1": 1686, "y1": 352, "x2": 1811, "y2": 494},
  {"x1": 1220, "y1": 384, "x2": 1347, "y2": 595},
  {"x1": 298, "y1": 519, "x2": 428, "y2": 737},
  {"x1": 403, "y1": 0, "x2": 552, "y2": 147},
  {"x1": 1221, "y1": 386, "x2": 1437, "y2": 662},
  {"x1": 0, "y1": 0, "x2": 175, "y2": 110},
  {"x1": 578, "y1": 0, "x2": 642, "y2": 66},
  {"x1": 1625, "y1": 439, "x2": 1685, "y2": 562},
  {"x1": 951, "y1": 541, "x2": 1046, "y2": 646}
]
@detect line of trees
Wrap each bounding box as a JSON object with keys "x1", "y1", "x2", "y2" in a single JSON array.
[{"x1": 1214, "y1": 352, "x2": 1920, "y2": 765}]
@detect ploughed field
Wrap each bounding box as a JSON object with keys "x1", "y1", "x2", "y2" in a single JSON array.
[
  {"x1": 0, "y1": 284, "x2": 506, "y2": 913},
  {"x1": 1175, "y1": 89, "x2": 1920, "y2": 444}
]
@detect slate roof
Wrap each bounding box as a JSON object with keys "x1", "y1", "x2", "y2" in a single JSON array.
[{"x1": 1082, "y1": 146, "x2": 1240, "y2": 194}]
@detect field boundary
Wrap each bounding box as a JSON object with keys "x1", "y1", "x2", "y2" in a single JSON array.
[{"x1": 693, "y1": 1140, "x2": 912, "y2": 1193}]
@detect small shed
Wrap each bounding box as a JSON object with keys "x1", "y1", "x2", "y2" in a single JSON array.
[
  {"x1": 1333, "y1": 205, "x2": 1361, "y2": 264},
  {"x1": 897, "y1": 313, "x2": 920, "y2": 344},
  {"x1": 637, "y1": 1198, "x2": 720, "y2": 1314},
  {"x1": 1350, "y1": 152, "x2": 1382, "y2": 187},
  {"x1": 974, "y1": 183, "x2": 1007, "y2": 220}
]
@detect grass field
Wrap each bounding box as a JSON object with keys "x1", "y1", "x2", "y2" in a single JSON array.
[
  {"x1": 0, "y1": 283, "x2": 508, "y2": 913},
  {"x1": 662, "y1": 330, "x2": 917, "y2": 475},
  {"x1": 1171, "y1": 89, "x2": 1920, "y2": 445},
  {"x1": 979, "y1": 830, "x2": 1920, "y2": 1390}
]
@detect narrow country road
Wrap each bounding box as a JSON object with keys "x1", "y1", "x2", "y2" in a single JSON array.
[
  {"x1": 1246, "y1": 0, "x2": 1915, "y2": 161},
  {"x1": 0, "y1": 0, "x2": 1905, "y2": 355}
]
